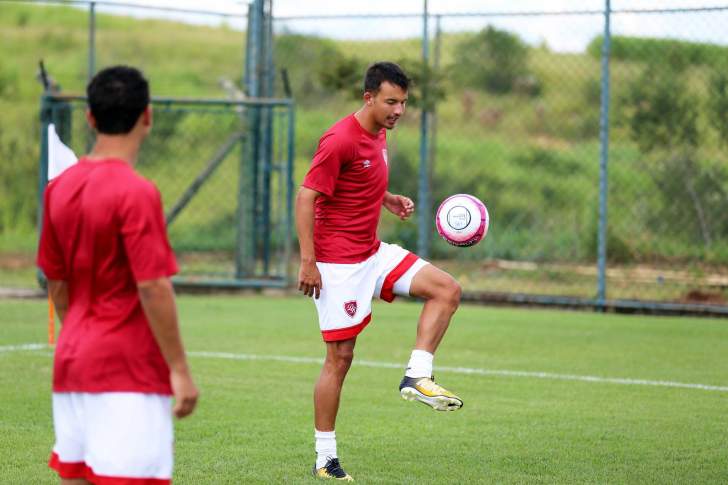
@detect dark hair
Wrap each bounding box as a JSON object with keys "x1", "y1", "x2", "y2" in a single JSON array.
[
  {"x1": 363, "y1": 62, "x2": 410, "y2": 93},
  {"x1": 86, "y1": 66, "x2": 149, "y2": 134}
]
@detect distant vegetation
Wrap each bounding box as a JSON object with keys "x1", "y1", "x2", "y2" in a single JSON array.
[{"x1": 2, "y1": 3, "x2": 728, "y2": 268}]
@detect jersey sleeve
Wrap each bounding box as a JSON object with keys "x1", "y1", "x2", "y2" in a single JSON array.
[
  {"x1": 302, "y1": 132, "x2": 352, "y2": 197},
  {"x1": 119, "y1": 181, "x2": 179, "y2": 282},
  {"x1": 36, "y1": 184, "x2": 67, "y2": 280}
]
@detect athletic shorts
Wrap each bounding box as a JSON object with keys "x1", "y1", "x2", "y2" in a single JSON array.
[
  {"x1": 314, "y1": 242, "x2": 428, "y2": 342},
  {"x1": 49, "y1": 392, "x2": 173, "y2": 484}
]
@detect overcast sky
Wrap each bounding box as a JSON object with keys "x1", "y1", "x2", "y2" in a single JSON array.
[{"x1": 78, "y1": 0, "x2": 728, "y2": 52}]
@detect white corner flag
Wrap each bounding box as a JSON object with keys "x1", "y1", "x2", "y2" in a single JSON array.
[{"x1": 47, "y1": 123, "x2": 78, "y2": 180}]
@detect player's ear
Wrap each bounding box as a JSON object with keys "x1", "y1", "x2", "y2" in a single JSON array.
[
  {"x1": 363, "y1": 91, "x2": 373, "y2": 107},
  {"x1": 142, "y1": 104, "x2": 153, "y2": 128},
  {"x1": 85, "y1": 109, "x2": 97, "y2": 130}
]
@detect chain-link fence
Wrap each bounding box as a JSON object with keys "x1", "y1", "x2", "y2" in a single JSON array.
[
  {"x1": 6, "y1": 0, "x2": 728, "y2": 312},
  {"x1": 273, "y1": 3, "x2": 728, "y2": 314},
  {"x1": 39, "y1": 95, "x2": 295, "y2": 287}
]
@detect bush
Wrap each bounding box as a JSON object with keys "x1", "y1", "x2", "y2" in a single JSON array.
[
  {"x1": 588, "y1": 35, "x2": 728, "y2": 69},
  {"x1": 452, "y1": 26, "x2": 535, "y2": 95}
]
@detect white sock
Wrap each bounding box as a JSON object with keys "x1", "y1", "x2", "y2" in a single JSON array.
[
  {"x1": 405, "y1": 349, "x2": 434, "y2": 378},
  {"x1": 315, "y1": 429, "x2": 337, "y2": 469}
]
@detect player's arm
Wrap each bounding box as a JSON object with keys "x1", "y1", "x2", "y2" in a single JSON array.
[
  {"x1": 383, "y1": 191, "x2": 415, "y2": 221},
  {"x1": 296, "y1": 186, "x2": 323, "y2": 299},
  {"x1": 47, "y1": 279, "x2": 69, "y2": 323},
  {"x1": 138, "y1": 277, "x2": 198, "y2": 419}
]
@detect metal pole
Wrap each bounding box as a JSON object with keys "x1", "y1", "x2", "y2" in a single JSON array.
[
  {"x1": 262, "y1": 0, "x2": 274, "y2": 273},
  {"x1": 237, "y1": 2, "x2": 262, "y2": 278},
  {"x1": 428, "y1": 15, "x2": 441, "y2": 206},
  {"x1": 88, "y1": 2, "x2": 96, "y2": 82},
  {"x1": 285, "y1": 105, "x2": 295, "y2": 282},
  {"x1": 417, "y1": 0, "x2": 430, "y2": 258},
  {"x1": 597, "y1": 0, "x2": 611, "y2": 310}
]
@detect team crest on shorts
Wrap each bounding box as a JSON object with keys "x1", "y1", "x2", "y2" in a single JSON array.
[{"x1": 344, "y1": 300, "x2": 357, "y2": 318}]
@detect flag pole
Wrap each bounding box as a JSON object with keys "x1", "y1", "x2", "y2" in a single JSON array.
[{"x1": 48, "y1": 293, "x2": 55, "y2": 346}]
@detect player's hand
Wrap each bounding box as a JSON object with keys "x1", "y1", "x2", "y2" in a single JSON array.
[
  {"x1": 298, "y1": 260, "x2": 322, "y2": 299},
  {"x1": 170, "y1": 368, "x2": 199, "y2": 419},
  {"x1": 384, "y1": 194, "x2": 415, "y2": 220}
]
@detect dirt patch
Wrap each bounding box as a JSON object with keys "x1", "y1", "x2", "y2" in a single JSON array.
[
  {"x1": 680, "y1": 290, "x2": 727, "y2": 305},
  {"x1": 0, "y1": 253, "x2": 34, "y2": 270}
]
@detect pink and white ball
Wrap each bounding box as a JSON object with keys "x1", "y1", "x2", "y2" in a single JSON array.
[{"x1": 435, "y1": 194, "x2": 489, "y2": 247}]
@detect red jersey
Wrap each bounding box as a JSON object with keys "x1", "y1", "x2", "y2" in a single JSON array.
[
  {"x1": 303, "y1": 114, "x2": 389, "y2": 263},
  {"x1": 37, "y1": 158, "x2": 178, "y2": 395}
]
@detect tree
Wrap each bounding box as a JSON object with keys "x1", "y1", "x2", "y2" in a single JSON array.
[
  {"x1": 622, "y1": 62, "x2": 728, "y2": 250},
  {"x1": 452, "y1": 26, "x2": 531, "y2": 95},
  {"x1": 707, "y1": 67, "x2": 728, "y2": 147},
  {"x1": 624, "y1": 62, "x2": 699, "y2": 153}
]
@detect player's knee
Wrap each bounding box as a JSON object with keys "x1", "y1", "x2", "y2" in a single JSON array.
[
  {"x1": 442, "y1": 277, "x2": 461, "y2": 311},
  {"x1": 327, "y1": 346, "x2": 354, "y2": 371}
]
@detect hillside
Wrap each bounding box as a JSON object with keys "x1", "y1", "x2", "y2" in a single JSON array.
[{"x1": 2, "y1": 2, "x2": 727, "y2": 274}]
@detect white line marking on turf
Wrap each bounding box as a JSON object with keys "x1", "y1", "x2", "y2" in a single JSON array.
[
  {"x1": 0, "y1": 343, "x2": 46, "y2": 353},
  {"x1": 188, "y1": 350, "x2": 728, "y2": 393},
  {"x1": 5, "y1": 344, "x2": 728, "y2": 393}
]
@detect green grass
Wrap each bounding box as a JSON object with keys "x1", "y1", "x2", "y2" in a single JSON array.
[{"x1": 1, "y1": 296, "x2": 728, "y2": 483}]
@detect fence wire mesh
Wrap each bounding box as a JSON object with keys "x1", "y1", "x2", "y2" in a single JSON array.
[
  {"x1": 42, "y1": 96, "x2": 294, "y2": 286},
  {"x1": 4, "y1": 0, "x2": 727, "y2": 310}
]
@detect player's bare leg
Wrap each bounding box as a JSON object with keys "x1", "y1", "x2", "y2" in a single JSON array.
[
  {"x1": 61, "y1": 479, "x2": 91, "y2": 485},
  {"x1": 399, "y1": 264, "x2": 464, "y2": 411},
  {"x1": 313, "y1": 338, "x2": 355, "y2": 481}
]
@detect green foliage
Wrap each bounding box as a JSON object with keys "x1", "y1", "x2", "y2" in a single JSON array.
[
  {"x1": 707, "y1": 66, "x2": 728, "y2": 147},
  {"x1": 395, "y1": 58, "x2": 447, "y2": 111},
  {"x1": 3, "y1": 2, "x2": 728, "y2": 268},
  {"x1": 623, "y1": 63, "x2": 699, "y2": 153},
  {"x1": 452, "y1": 26, "x2": 535, "y2": 95},
  {"x1": 588, "y1": 35, "x2": 728, "y2": 69},
  {"x1": 620, "y1": 62, "x2": 728, "y2": 252},
  {"x1": 317, "y1": 53, "x2": 365, "y2": 101},
  {"x1": 274, "y1": 34, "x2": 345, "y2": 104}
]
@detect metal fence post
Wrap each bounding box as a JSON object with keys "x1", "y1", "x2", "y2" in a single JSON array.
[
  {"x1": 237, "y1": 0, "x2": 264, "y2": 278},
  {"x1": 261, "y1": 0, "x2": 275, "y2": 273},
  {"x1": 417, "y1": 0, "x2": 431, "y2": 259},
  {"x1": 597, "y1": 0, "x2": 611, "y2": 310},
  {"x1": 88, "y1": 1, "x2": 96, "y2": 83},
  {"x1": 285, "y1": 104, "x2": 295, "y2": 282}
]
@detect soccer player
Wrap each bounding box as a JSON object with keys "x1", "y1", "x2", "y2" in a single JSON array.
[
  {"x1": 297, "y1": 61, "x2": 463, "y2": 481},
  {"x1": 37, "y1": 65, "x2": 198, "y2": 484}
]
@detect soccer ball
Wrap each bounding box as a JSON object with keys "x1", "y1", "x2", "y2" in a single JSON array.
[{"x1": 435, "y1": 194, "x2": 489, "y2": 247}]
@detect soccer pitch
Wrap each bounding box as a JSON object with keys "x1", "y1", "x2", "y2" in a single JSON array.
[{"x1": 1, "y1": 296, "x2": 727, "y2": 484}]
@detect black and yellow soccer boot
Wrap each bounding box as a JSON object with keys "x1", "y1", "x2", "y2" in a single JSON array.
[
  {"x1": 399, "y1": 375, "x2": 463, "y2": 411},
  {"x1": 312, "y1": 457, "x2": 354, "y2": 481}
]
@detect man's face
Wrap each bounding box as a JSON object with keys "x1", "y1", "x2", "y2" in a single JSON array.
[{"x1": 368, "y1": 81, "x2": 408, "y2": 130}]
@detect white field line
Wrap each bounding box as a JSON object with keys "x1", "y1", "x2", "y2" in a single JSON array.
[
  {"x1": 0, "y1": 343, "x2": 47, "y2": 353},
  {"x1": 4, "y1": 344, "x2": 728, "y2": 393},
  {"x1": 187, "y1": 350, "x2": 728, "y2": 393}
]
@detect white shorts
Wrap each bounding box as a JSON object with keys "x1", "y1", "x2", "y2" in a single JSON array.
[
  {"x1": 49, "y1": 392, "x2": 173, "y2": 484},
  {"x1": 314, "y1": 242, "x2": 428, "y2": 341}
]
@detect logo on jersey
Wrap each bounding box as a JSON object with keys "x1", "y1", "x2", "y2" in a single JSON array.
[
  {"x1": 362, "y1": 159, "x2": 371, "y2": 169},
  {"x1": 382, "y1": 149, "x2": 388, "y2": 165},
  {"x1": 344, "y1": 300, "x2": 357, "y2": 317}
]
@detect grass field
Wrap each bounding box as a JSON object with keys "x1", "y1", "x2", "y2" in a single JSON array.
[{"x1": 1, "y1": 296, "x2": 727, "y2": 483}]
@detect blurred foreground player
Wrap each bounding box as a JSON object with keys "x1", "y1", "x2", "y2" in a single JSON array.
[{"x1": 38, "y1": 65, "x2": 198, "y2": 484}]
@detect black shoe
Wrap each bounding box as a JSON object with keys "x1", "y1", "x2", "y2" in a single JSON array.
[{"x1": 312, "y1": 457, "x2": 354, "y2": 481}]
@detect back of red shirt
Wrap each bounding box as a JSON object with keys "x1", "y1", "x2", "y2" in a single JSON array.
[
  {"x1": 37, "y1": 158, "x2": 177, "y2": 394},
  {"x1": 303, "y1": 114, "x2": 389, "y2": 263}
]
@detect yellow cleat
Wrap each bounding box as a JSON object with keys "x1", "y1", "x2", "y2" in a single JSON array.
[
  {"x1": 399, "y1": 375, "x2": 463, "y2": 411},
  {"x1": 312, "y1": 457, "x2": 354, "y2": 481}
]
